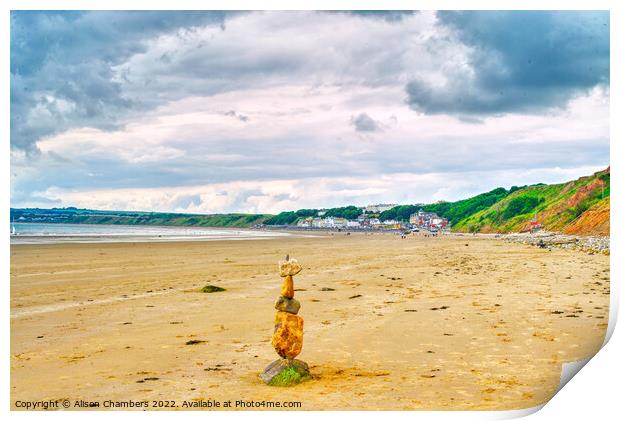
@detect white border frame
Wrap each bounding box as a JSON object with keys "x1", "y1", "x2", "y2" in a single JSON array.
[{"x1": 3, "y1": 1, "x2": 616, "y2": 420}]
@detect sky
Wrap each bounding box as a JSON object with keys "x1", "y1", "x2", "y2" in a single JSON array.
[{"x1": 10, "y1": 10, "x2": 610, "y2": 214}]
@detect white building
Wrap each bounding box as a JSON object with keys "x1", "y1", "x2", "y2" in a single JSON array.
[
  {"x1": 325, "y1": 217, "x2": 347, "y2": 228},
  {"x1": 365, "y1": 203, "x2": 398, "y2": 213},
  {"x1": 346, "y1": 220, "x2": 361, "y2": 228},
  {"x1": 312, "y1": 218, "x2": 327, "y2": 228}
]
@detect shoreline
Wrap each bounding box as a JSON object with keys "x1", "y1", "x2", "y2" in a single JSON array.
[
  {"x1": 9, "y1": 223, "x2": 306, "y2": 245},
  {"x1": 10, "y1": 225, "x2": 610, "y2": 254}
]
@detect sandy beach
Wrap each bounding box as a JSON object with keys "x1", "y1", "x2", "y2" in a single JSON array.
[{"x1": 10, "y1": 233, "x2": 609, "y2": 410}]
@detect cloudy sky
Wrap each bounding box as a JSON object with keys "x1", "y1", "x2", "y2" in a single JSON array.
[{"x1": 10, "y1": 10, "x2": 609, "y2": 214}]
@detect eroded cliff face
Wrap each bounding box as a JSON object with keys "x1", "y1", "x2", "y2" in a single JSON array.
[
  {"x1": 564, "y1": 197, "x2": 610, "y2": 236},
  {"x1": 454, "y1": 167, "x2": 610, "y2": 236}
]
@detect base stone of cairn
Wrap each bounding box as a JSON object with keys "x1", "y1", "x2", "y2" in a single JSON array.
[
  {"x1": 260, "y1": 256, "x2": 310, "y2": 386},
  {"x1": 259, "y1": 358, "x2": 311, "y2": 386}
]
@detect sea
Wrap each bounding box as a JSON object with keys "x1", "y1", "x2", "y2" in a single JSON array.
[{"x1": 10, "y1": 222, "x2": 291, "y2": 244}]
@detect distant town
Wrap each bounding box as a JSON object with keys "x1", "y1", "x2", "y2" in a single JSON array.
[{"x1": 286, "y1": 204, "x2": 449, "y2": 232}]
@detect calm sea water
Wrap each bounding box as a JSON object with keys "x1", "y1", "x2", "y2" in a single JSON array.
[{"x1": 10, "y1": 222, "x2": 290, "y2": 244}]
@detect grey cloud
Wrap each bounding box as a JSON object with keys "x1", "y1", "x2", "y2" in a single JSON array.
[
  {"x1": 10, "y1": 10, "x2": 428, "y2": 154},
  {"x1": 108, "y1": 12, "x2": 424, "y2": 113},
  {"x1": 331, "y1": 11, "x2": 417, "y2": 22},
  {"x1": 11, "y1": 11, "x2": 230, "y2": 152},
  {"x1": 224, "y1": 110, "x2": 249, "y2": 122},
  {"x1": 350, "y1": 113, "x2": 381, "y2": 132},
  {"x1": 458, "y1": 116, "x2": 484, "y2": 125},
  {"x1": 406, "y1": 11, "x2": 609, "y2": 115},
  {"x1": 226, "y1": 189, "x2": 270, "y2": 212},
  {"x1": 170, "y1": 194, "x2": 202, "y2": 209},
  {"x1": 10, "y1": 187, "x2": 62, "y2": 206}
]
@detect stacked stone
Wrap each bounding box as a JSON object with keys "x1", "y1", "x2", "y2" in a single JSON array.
[{"x1": 259, "y1": 256, "x2": 310, "y2": 386}]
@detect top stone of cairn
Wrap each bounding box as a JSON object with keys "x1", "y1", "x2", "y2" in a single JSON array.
[{"x1": 278, "y1": 256, "x2": 302, "y2": 277}]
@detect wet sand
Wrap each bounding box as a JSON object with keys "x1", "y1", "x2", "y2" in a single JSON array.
[{"x1": 10, "y1": 233, "x2": 610, "y2": 410}]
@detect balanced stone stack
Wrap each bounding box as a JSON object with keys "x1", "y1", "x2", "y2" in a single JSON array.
[{"x1": 259, "y1": 256, "x2": 311, "y2": 386}]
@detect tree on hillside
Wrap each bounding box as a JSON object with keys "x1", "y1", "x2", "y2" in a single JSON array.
[
  {"x1": 324, "y1": 206, "x2": 362, "y2": 220},
  {"x1": 379, "y1": 205, "x2": 422, "y2": 221}
]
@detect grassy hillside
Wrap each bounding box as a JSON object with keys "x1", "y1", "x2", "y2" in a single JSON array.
[
  {"x1": 11, "y1": 208, "x2": 271, "y2": 228},
  {"x1": 375, "y1": 188, "x2": 522, "y2": 225},
  {"x1": 69, "y1": 213, "x2": 271, "y2": 228},
  {"x1": 422, "y1": 186, "x2": 524, "y2": 225},
  {"x1": 453, "y1": 167, "x2": 610, "y2": 235}
]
